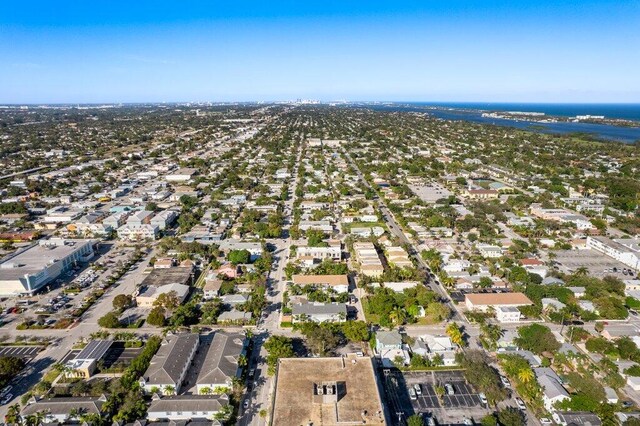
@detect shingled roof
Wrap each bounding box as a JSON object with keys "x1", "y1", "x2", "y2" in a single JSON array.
[
  {"x1": 141, "y1": 333, "x2": 199, "y2": 386},
  {"x1": 196, "y1": 332, "x2": 246, "y2": 386}
]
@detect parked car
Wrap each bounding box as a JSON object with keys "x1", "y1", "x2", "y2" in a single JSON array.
[
  {"x1": 445, "y1": 383, "x2": 455, "y2": 395},
  {"x1": 409, "y1": 388, "x2": 417, "y2": 400},
  {"x1": 414, "y1": 384, "x2": 422, "y2": 396},
  {"x1": 515, "y1": 397, "x2": 526, "y2": 410},
  {"x1": 500, "y1": 376, "x2": 511, "y2": 388},
  {"x1": 0, "y1": 386, "x2": 11, "y2": 397},
  {"x1": 479, "y1": 393, "x2": 487, "y2": 405},
  {"x1": 1, "y1": 394, "x2": 13, "y2": 405}
]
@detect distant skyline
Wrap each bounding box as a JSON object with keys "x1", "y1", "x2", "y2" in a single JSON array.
[{"x1": 1, "y1": 1, "x2": 639, "y2": 103}]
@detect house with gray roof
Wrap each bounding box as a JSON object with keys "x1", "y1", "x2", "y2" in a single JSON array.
[
  {"x1": 140, "y1": 333, "x2": 199, "y2": 395},
  {"x1": 220, "y1": 294, "x2": 249, "y2": 306},
  {"x1": 291, "y1": 302, "x2": 347, "y2": 323},
  {"x1": 375, "y1": 329, "x2": 409, "y2": 368},
  {"x1": 195, "y1": 332, "x2": 247, "y2": 394},
  {"x1": 21, "y1": 395, "x2": 107, "y2": 423},
  {"x1": 376, "y1": 330, "x2": 403, "y2": 351},
  {"x1": 217, "y1": 310, "x2": 252, "y2": 325},
  {"x1": 553, "y1": 411, "x2": 602, "y2": 426},
  {"x1": 542, "y1": 297, "x2": 566, "y2": 311},
  {"x1": 147, "y1": 394, "x2": 228, "y2": 421},
  {"x1": 535, "y1": 367, "x2": 570, "y2": 411},
  {"x1": 542, "y1": 276, "x2": 565, "y2": 286}
]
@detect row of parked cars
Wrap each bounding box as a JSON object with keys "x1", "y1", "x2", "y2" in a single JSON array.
[{"x1": 1, "y1": 385, "x2": 13, "y2": 405}]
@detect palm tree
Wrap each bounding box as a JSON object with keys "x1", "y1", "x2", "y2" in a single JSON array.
[
  {"x1": 79, "y1": 412, "x2": 102, "y2": 425},
  {"x1": 231, "y1": 376, "x2": 246, "y2": 399},
  {"x1": 5, "y1": 403, "x2": 21, "y2": 425},
  {"x1": 214, "y1": 404, "x2": 232, "y2": 421},
  {"x1": 200, "y1": 386, "x2": 212, "y2": 395},
  {"x1": 238, "y1": 354, "x2": 248, "y2": 367},
  {"x1": 163, "y1": 385, "x2": 175, "y2": 395},
  {"x1": 389, "y1": 307, "x2": 406, "y2": 326},
  {"x1": 575, "y1": 266, "x2": 589, "y2": 276},
  {"x1": 518, "y1": 368, "x2": 534, "y2": 384},
  {"x1": 69, "y1": 407, "x2": 87, "y2": 421},
  {"x1": 446, "y1": 322, "x2": 464, "y2": 346}
]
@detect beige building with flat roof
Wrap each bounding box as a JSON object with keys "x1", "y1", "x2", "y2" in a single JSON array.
[{"x1": 272, "y1": 356, "x2": 387, "y2": 426}]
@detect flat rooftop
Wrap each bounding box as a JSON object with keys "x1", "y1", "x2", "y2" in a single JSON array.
[
  {"x1": 139, "y1": 267, "x2": 193, "y2": 287},
  {"x1": 272, "y1": 356, "x2": 386, "y2": 426},
  {"x1": 0, "y1": 239, "x2": 95, "y2": 280}
]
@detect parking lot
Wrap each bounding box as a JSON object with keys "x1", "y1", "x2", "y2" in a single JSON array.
[
  {"x1": 555, "y1": 249, "x2": 635, "y2": 278},
  {"x1": 381, "y1": 369, "x2": 491, "y2": 425},
  {"x1": 102, "y1": 343, "x2": 142, "y2": 369},
  {"x1": 0, "y1": 346, "x2": 43, "y2": 361}
]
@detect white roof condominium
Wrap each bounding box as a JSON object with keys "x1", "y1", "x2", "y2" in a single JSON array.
[{"x1": 0, "y1": 238, "x2": 97, "y2": 296}]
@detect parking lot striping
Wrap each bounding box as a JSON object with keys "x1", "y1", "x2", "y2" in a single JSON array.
[{"x1": 0, "y1": 346, "x2": 42, "y2": 359}]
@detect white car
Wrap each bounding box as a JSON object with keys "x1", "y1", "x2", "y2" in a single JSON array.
[
  {"x1": 515, "y1": 397, "x2": 526, "y2": 410},
  {"x1": 1, "y1": 393, "x2": 13, "y2": 405},
  {"x1": 479, "y1": 392, "x2": 487, "y2": 405},
  {"x1": 444, "y1": 383, "x2": 455, "y2": 395},
  {"x1": 414, "y1": 383, "x2": 422, "y2": 395},
  {"x1": 0, "y1": 385, "x2": 11, "y2": 397},
  {"x1": 500, "y1": 375, "x2": 511, "y2": 388},
  {"x1": 409, "y1": 388, "x2": 417, "y2": 400}
]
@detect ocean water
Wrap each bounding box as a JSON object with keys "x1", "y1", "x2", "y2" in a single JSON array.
[
  {"x1": 361, "y1": 103, "x2": 640, "y2": 143},
  {"x1": 410, "y1": 102, "x2": 640, "y2": 121}
]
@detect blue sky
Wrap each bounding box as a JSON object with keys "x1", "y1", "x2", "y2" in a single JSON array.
[{"x1": 1, "y1": 1, "x2": 639, "y2": 103}]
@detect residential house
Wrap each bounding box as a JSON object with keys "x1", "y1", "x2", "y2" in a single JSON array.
[
  {"x1": 376, "y1": 329, "x2": 410, "y2": 368},
  {"x1": 495, "y1": 306, "x2": 523, "y2": 323},
  {"x1": 535, "y1": 367, "x2": 570, "y2": 411},
  {"x1": 195, "y1": 332, "x2": 247, "y2": 394},
  {"x1": 476, "y1": 244, "x2": 503, "y2": 258},
  {"x1": 21, "y1": 395, "x2": 108, "y2": 424},
  {"x1": 383, "y1": 281, "x2": 420, "y2": 293},
  {"x1": 292, "y1": 274, "x2": 349, "y2": 294},
  {"x1": 147, "y1": 394, "x2": 228, "y2": 421},
  {"x1": 291, "y1": 302, "x2": 347, "y2": 323},
  {"x1": 465, "y1": 293, "x2": 533, "y2": 312},
  {"x1": 117, "y1": 224, "x2": 159, "y2": 240},
  {"x1": 553, "y1": 412, "x2": 602, "y2": 426},
  {"x1": 139, "y1": 334, "x2": 199, "y2": 395}
]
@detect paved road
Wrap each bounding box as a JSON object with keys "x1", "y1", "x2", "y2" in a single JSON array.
[
  {"x1": 340, "y1": 147, "x2": 463, "y2": 323},
  {"x1": 237, "y1": 139, "x2": 304, "y2": 426}
]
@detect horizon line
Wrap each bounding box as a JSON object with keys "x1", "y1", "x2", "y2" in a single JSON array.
[{"x1": 2, "y1": 100, "x2": 640, "y2": 106}]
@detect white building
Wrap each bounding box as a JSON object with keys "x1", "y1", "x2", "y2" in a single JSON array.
[
  {"x1": 150, "y1": 210, "x2": 178, "y2": 230},
  {"x1": 587, "y1": 236, "x2": 640, "y2": 271},
  {"x1": 117, "y1": 224, "x2": 159, "y2": 241},
  {"x1": 476, "y1": 244, "x2": 503, "y2": 258},
  {"x1": 0, "y1": 239, "x2": 96, "y2": 296},
  {"x1": 495, "y1": 306, "x2": 523, "y2": 323},
  {"x1": 165, "y1": 168, "x2": 197, "y2": 182}
]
